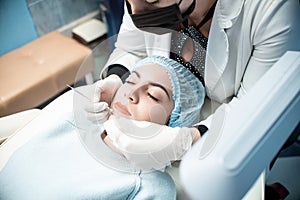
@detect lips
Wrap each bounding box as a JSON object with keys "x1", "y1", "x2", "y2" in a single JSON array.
[{"x1": 113, "y1": 102, "x2": 131, "y2": 116}]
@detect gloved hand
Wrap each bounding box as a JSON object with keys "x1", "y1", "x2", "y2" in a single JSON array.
[
  {"x1": 103, "y1": 117, "x2": 198, "y2": 170},
  {"x1": 85, "y1": 75, "x2": 122, "y2": 123}
]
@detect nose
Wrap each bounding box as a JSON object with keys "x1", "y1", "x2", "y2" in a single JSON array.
[
  {"x1": 127, "y1": 83, "x2": 143, "y2": 104},
  {"x1": 127, "y1": 0, "x2": 156, "y2": 14},
  {"x1": 128, "y1": 90, "x2": 138, "y2": 104}
]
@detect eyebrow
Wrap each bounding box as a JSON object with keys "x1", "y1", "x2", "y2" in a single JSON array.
[
  {"x1": 132, "y1": 71, "x2": 140, "y2": 78},
  {"x1": 149, "y1": 82, "x2": 171, "y2": 100},
  {"x1": 132, "y1": 70, "x2": 171, "y2": 100}
]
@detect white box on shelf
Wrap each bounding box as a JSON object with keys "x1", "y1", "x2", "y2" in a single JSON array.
[{"x1": 72, "y1": 19, "x2": 107, "y2": 44}]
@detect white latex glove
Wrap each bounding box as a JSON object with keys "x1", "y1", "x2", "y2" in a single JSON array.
[
  {"x1": 103, "y1": 117, "x2": 196, "y2": 170},
  {"x1": 85, "y1": 75, "x2": 122, "y2": 123}
]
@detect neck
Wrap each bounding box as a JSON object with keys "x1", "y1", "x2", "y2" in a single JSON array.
[
  {"x1": 101, "y1": 131, "x2": 124, "y2": 156},
  {"x1": 179, "y1": 0, "x2": 194, "y2": 13},
  {"x1": 187, "y1": 0, "x2": 216, "y2": 37},
  {"x1": 188, "y1": 0, "x2": 216, "y2": 26}
]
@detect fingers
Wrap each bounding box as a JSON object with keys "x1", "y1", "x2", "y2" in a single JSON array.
[
  {"x1": 86, "y1": 111, "x2": 110, "y2": 123},
  {"x1": 93, "y1": 76, "x2": 122, "y2": 103},
  {"x1": 85, "y1": 102, "x2": 110, "y2": 123},
  {"x1": 84, "y1": 75, "x2": 123, "y2": 124},
  {"x1": 93, "y1": 78, "x2": 112, "y2": 103},
  {"x1": 93, "y1": 81, "x2": 104, "y2": 102},
  {"x1": 85, "y1": 102, "x2": 108, "y2": 113}
]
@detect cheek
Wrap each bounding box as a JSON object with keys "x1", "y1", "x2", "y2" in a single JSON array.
[
  {"x1": 128, "y1": 98, "x2": 173, "y2": 125},
  {"x1": 131, "y1": 103, "x2": 169, "y2": 124},
  {"x1": 130, "y1": 103, "x2": 169, "y2": 125},
  {"x1": 128, "y1": 0, "x2": 144, "y2": 13},
  {"x1": 148, "y1": 104, "x2": 170, "y2": 125}
]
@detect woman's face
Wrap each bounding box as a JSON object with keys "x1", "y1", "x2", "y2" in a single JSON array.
[
  {"x1": 111, "y1": 63, "x2": 174, "y2": 125},
  {"x1": 127, "y1": 0, "x2": 193, "y2": 14},
  {"x1": 127, "y1": 0, "x2": 177, "y2": 13}
]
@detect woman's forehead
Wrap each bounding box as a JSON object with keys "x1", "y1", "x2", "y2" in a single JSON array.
[
  {"x1": 134, "y1": 63, "x2": 166, "y2": 73},
  {"x1": 133, "y1": 63, "x2": 172, "y2": 90}
]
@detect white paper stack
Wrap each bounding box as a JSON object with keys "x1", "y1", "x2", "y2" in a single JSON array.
[{"x1": 72, "y1": 19, "x2": 107, "y2": 44}]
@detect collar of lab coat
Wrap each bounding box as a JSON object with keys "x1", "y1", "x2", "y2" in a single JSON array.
[
  {"x1": 217, "y1": 0, "x2": 244, "y2": 29},
  {"x1": 205, "y1": 0, "x2": 244, "y2": 99}
]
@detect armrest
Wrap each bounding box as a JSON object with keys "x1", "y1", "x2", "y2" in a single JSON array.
[{"x1": 0, "y1": 109, "x2": 41, "y2": 144}]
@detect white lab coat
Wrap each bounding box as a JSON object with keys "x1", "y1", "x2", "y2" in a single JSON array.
[{"x1": 101, "y1": 0, "x2": 300, "y2": 128}]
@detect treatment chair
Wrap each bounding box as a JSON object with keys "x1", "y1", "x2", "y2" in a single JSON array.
[
  {"x1": 1, "y1": 51, "x2": 299, "y2": 199},
  {"x1": 0, "y1": 109, "x2": 41, "y2": 144},
  {"x1": 179, "y1": 51, "x2": 300, "y2": 199}
]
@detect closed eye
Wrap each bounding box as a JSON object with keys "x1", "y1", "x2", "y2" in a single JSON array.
[
  {"x1": 148, "y1": 93, "x2": 159, "y2": 102},
  {"x1": 125, "y1": 80, "x2": 135, "y2": 85}
]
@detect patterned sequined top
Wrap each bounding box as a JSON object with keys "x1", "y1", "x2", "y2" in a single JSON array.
[
  {"x1": 170, "y1": 26, "x2": 208, "y2": 85},
  {"x1": 170, "y1": 2, "x2": 216, "y2": 86}
]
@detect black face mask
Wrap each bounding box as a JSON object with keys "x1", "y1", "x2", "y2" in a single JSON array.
[{"x1": 128, "y1": 0, "x2": 195, "y2": 33}]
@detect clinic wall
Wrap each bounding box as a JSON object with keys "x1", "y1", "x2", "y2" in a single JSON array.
[
  {"x1": 0, "y1": 0, "x2": 100, "y2": 56},
  {"x1": 0, "y1": 0, "x2": 38, "y2": 56},
  {"x1": 26, "y1": 0, "x2": 100, "y2": 35}
]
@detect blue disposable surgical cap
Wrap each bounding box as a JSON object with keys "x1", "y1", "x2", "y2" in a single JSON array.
[{"x1": 133, "y1": 56, "x2": 205, "y2": 128}]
